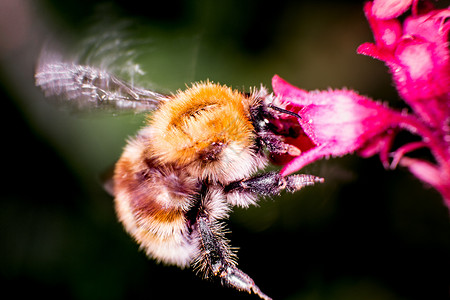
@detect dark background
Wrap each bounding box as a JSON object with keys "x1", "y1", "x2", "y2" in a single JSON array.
[{"x1": 1, "y1": 0, "x2": 449, "y2": 299}]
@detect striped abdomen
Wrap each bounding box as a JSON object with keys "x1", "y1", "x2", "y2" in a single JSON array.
[{"x1": 113, "y1": 136, "x2": 200, "y2": 267}]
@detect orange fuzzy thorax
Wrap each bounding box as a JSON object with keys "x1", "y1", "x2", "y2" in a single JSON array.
[{"x1": 147, "y1": 82, "x2": 255, "y2": 168}]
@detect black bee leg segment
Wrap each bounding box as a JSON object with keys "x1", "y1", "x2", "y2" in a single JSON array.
[
  {"x1": 251, "y1": 104, "x2": 301, "y2": 156},
  {"x1": 261, "y1": 133, "x2": 301, "y2": 156},
  {"x1": 225, "y1": 171, "x2": 324, "y2": 195},
  {"x1": 197, "y1": 215, "x2": 272, "y2": 300}
]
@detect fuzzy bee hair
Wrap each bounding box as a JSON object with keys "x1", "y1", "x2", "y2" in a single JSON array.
[{"x1": 36, "y1": 60, "x2": 323, "y2": 300}]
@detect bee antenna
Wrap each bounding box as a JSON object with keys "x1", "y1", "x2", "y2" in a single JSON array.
[{"x1": 268, "y1": 104, "x2": 302, "y2": 119}]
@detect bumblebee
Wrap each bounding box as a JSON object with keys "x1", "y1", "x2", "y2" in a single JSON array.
[{"x1": 36, "y1": 61, "x2": 323, "y2": 300}]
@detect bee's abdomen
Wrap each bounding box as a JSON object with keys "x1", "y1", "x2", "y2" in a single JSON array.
[{"x1": 113, "y1": 138, "x2": 199, "y2": 267}]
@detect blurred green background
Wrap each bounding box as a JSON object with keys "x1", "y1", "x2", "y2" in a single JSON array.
[{"x1": 1, "y1": 0, "x2": 449, "y2": 299}]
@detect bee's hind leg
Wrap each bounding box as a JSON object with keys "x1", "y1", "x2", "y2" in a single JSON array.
[{"x1": 195, "y1": 214, "x2": 272, "y2": 300}]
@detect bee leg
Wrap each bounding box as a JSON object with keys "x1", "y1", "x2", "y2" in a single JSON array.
[
  {"x1": 224, "y1": 171, "x2": 324, "y2": 195},
  {"x1": 196, "y1": 215, "x2": 272, "y2": 300},
  {"x1": 260, "y1": 132, "x2": 302, "y2": 156},
  {"x1": 251, "y1": 104, "x2": 301, "y2": 156}
]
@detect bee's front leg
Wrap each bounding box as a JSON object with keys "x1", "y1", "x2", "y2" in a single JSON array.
[{"x1": 224, "y1": 171, "x2": 324, "y2": 196}]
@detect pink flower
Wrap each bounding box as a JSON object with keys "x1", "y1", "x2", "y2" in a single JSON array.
[
  {"x1": 357, "y1": 1, "x2": 450, "y2": 131},
  {"x1": 272, "y1": 75, "x2": 400, "y2": 176},
  {"x1": 273, "y1": 0, "x2": 450, "y2": 209}
]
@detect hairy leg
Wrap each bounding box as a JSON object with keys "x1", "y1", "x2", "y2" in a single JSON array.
[
  {"x1": 193, "y1": 173, "x2": 323, "y2": 298},
  {"x1": 225, "y1": 171, "x2": 323, "y2": 195},
  {"x1": 196, "y1": 214, "x2": 272, "y2": 300}
]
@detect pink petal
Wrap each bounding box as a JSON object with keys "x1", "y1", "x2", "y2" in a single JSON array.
[
  {"x1": 404, "y1": 9, "x2": 450, "y2": 44},
  {"x1": 357, "y1": 42, "x2": 396, "y2": 62},
  {"x1": 296, "y1": 90, "x2": 398, "y2": 148},
  {"x1": 399, "y1": 157, "x2": 450, "y2": 207},
  {"x1": 363, "y1": 1, "x2": 403, "y2": 50},
  {"x1": 272, "y1": 76, "x2": 402, "y2": 176},
  {"x1": 396, "y1": 40, "x2": 433, "y2": 81},
  {"x1": 400, "y1": 157, "x2": 441, "y2": 187},
  {"x1": 272, "y1": 75, "x2": 310, "y2": 107},
  {"x1": 372, "y1": 0, "x2": 413, "y2": 19},
  {"x1": 357, "y1": 129, "x2": 397, "y2": 168},
  {"x1": 393, "y1": 9, "x2": 450, "y2": 127},
  {"x1": 281, "y1": 144, "x2": 334, "y2": 176}
]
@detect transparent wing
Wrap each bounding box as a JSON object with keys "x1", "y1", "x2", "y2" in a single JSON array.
[{"x1": 35, "y1": 61, "x2": 168, "y2": 114}]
